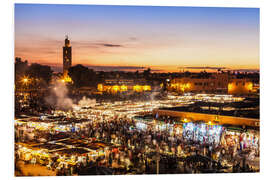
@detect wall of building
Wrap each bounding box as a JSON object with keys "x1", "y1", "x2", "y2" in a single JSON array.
[
  {"x1": 169, "y1": 73, "x2": 255, "y2": 95},
  {"x1": 170, "y1": 78, "x2": 228, "y2": 93}
]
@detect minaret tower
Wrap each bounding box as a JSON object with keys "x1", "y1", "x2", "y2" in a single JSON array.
[{"x1": 63, "y1": 35, "x2": 72, "y2": 78}]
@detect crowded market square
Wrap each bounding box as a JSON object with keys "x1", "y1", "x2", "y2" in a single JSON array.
[{"x1": 15, "y1": 94, "x2": 260, "y2": 176}]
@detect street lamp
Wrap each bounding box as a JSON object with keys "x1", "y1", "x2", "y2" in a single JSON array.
[
  {"x1": 22, "y1": 77, "x2": 29, "y2": 84},
  {"x1": 20, "y1": 76, "x2": 30, "y2": 96},
  {"x1": 23, "y1": 78, "x2": 28, "y2": 83},
  {"x1": 21, "y1": 77, "x2": 30, "y2": 89}
]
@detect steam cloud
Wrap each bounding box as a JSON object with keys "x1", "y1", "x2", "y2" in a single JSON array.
[
  {"x1": 45, "y1": 82, "x2": 74, "y2": 110},
  {"x1": 45, "y1": 82, "x2": 97, "y2": 111}
]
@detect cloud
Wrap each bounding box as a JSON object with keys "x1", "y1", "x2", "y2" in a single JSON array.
[
  {"x1": 100, "y1": 43, "x2": 122, "y2": 47},
  {"x1": 15, "y1": 46, "x2": 58, "y2": 58},
  {"x1": 15, "y1": 36, "x2": 62, "y2": 59},
  {"x1": 86, "y1": 65, "x2": 144, "y2": 71},
  {"x1": 72, "y1": 41, "x2": 124, "y2": 48},
  {"x1": 177, "y1": 66, "x2": 259, "y2": 72},
  {"x1": 178, "y1": 66, "x2": 227, "y2": 70}
]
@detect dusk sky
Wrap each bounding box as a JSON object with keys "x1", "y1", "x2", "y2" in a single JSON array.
[{"x1": 15, "y1": 4, "x2": 259, "y2": 72}]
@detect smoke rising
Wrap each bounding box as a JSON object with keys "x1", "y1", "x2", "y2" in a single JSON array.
[
  {"x1": 45, "y1": 82, "x2": 97, "y2": 111},
  {"x1": 149, "y1": 86, "x2": 160, "y2": 101},
  {"x1": 77, "y1": 96, "x2": 96, "y2": 108},
  {"x1": 45, "y1": 81, "x2": 74, "y2": 110}
]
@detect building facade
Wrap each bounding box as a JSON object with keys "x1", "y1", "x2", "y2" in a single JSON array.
[
  {"x1": 97, "y1": 79, "x2": 152, "y2": 94},
  {"x1": 169, "y1": 73, "x2": 256, "y2": 95},
  {"x1": 228, "y1": 78, "x2": 253, "y2": 95},
  {"x1": 169, "y1": 73, "x2": 229, "y2": 94}
]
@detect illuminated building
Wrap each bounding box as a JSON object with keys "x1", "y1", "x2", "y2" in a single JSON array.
[
  {"x1": 57, "y1": 75, "x2": 73, "y2": 83},
  {"x1": 169, "y1": 73, "x2": 256, "y2": 95},
  {"x1": 169, "y1": 73, "x2": 228, "y2": 94},
  {"x1": 228, "y1": 79, "x2": 254, "y2": 95},
  {"x1": 63, "y1": 35, "x2": 72, "y2": 78},
  {"x1": 97, "y1": 79, "x2": 151, "y2": 94}
]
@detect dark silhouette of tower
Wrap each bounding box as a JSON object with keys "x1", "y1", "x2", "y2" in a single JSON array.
[{"x1": 63, "y1": 35, "x2": 72, "y2": 78}]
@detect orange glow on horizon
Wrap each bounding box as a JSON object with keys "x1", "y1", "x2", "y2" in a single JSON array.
[{"x1": 15, "y1": 36, "x2": 259, "y2": 73}]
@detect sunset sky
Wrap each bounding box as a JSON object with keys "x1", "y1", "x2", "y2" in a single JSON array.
[{"x1": 15, "y1": 4, "x2": 259, "y2": 72}]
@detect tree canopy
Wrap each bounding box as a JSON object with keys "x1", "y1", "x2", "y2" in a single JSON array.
[
  {"x1": 68, "y1": 64, "x2": 97, "y2": 88},
  {"x1": 15, "y1": 57, "x2": 53, "y2": 89},
  {"x1": 26, "y1": 63, "x2": 53, "y2": 84}
]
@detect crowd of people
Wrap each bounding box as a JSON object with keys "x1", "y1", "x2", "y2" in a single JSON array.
[{"x1": 15, "y1": 112, "x2": 259, "y2": 175}]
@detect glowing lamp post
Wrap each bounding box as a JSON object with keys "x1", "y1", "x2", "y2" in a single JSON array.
[
  {"x1": 21, "y1": 77, "x2": 30, "y2": 91},
  {"x1": 23, "y1": 78, "x2": 28, "y2": 83}
]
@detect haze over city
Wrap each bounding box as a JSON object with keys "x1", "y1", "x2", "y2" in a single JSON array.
[{"x1": 15, "y1": 4, "x2": 259, "y2": 72}]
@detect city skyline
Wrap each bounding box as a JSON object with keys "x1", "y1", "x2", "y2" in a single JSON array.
[{"x1": 15, "y1": 4, "x2": 260, "y2": 72}]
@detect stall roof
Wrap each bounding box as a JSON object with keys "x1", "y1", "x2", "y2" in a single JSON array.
[
  {"x1": 53, "y1": 148, "x2": 90, "y2": 155},
  {"x1": 31, "y1": 143, "x2": 65, "y2": 150}
]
